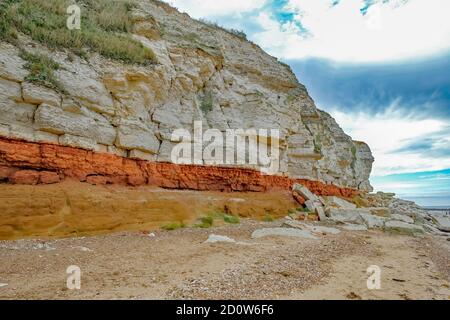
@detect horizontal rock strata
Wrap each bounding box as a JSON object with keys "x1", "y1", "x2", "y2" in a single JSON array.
[{"x1": 0, "y1": 137, "x2": 359, "y2": 198}]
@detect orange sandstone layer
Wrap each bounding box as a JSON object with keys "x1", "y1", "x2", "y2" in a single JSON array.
[
  {"x1": 0, "y1": 138, "x2": 359, "y2": 198},
  {"x1": 0, "y1": 181, "x2": 300, "y2": 239}
]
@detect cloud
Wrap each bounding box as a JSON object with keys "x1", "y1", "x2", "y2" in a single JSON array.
[
  {"x1": 330, "y1": 108, "x2": 450, "y2": 176},
  {"x1": 392, "y1": 128, "x2": 450, "y2": 158},
  {"x1": 286, "y1": 53, "x2": 450, "y2": 177},
  {"x1": 288, "y1": 53, "x2": 450, "y2": 119},
  {"x1": 164, "y1": 0, "x2": 267, "y2": 19},
  {"x1": 253, "y1": 0, "x2": 450, "y2": 62}
]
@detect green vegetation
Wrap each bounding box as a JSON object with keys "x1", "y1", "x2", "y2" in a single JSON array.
[
  {"x1": 195, "y1": 211, "x2": 241, "y2": 228},
  {"x1": 20, "y1": 50, "x2": 65, "y2": 92},
  {"x1": 313, "y1": 135, "x2": 323, "y2": 154},
  {"x1": 161, "y1": 222, "x2": 186, "y2": 231},
  {"x1": 200, "y1": 91, "x2": 214, "y2": 113},
  {"x1": 223, "y1": 214, "x2": 240, "y2": 224},
  {"x1": 0, "y1": 0, "x2": 156, "y2": 64},
  {"x1": 263, "y1": 214, "x2": 275, "y2": 222},
  {"x1": 195, "y1": 215, "x2": 214, "y2": 229},
  {"x1": 284, "y1": 94, "x2": 297, "y2": 105},
  {"x1": 287, "y1": 208, "x2": 297, "y2": 215}
]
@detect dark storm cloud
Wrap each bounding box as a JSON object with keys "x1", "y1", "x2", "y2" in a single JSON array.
[{"x1": 286, "y1": 53, "x2": 450, "y2": 119}]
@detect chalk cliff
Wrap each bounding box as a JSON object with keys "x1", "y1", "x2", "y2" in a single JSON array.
[{"x1": 0, "y1": 0, "x2": 374, "y2": 191}]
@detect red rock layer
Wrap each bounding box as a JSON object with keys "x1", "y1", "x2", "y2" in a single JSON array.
[{"x1": 0, "y1": 137, "x2": 359, "y2": 198}]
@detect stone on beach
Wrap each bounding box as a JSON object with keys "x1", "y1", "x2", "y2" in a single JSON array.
[
  {"x1": 251, "y1": 227, "x2": 317, "y2": 239},
  {"x1": 433, "y1": 216, "x2": 450, "y2": 233},
  {"x1": 282, "y1": 220, "x2": 340, "y2": 235},
  {"x1": 326, "y1": 208, "x2": 368, "y2": 224},
  {"x1": 205, "y1": 234, "x2": 236, "y2": 243}
]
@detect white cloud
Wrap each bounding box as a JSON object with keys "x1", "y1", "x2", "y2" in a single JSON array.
[
  {"x1": 330, "y1": 107, "x2": 450, "y2": 176},
  {"x1": 164, "y1": 0, "x2": 267, "y2": 19},
  {"x1": 253, "y1": 0, "x2": 450, "y2": 62}
]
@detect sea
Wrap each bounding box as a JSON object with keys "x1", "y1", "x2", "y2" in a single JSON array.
[{"x1": 402, "y1": 196, "x2": 450, "y2": 211}]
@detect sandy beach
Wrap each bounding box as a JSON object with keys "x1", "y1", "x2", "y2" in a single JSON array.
[{"x1": 1, "y1": 219, "x2": 449, "y2": 300}]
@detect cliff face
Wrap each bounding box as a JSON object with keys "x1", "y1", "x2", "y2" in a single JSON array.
[{"x1": 0, "y1": 0, "x2": 374, "y2": 191}]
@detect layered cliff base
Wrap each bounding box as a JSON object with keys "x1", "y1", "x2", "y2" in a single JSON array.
[
  {"x1": 0, "y1": 181, "x2": 301, "y2": 239},
  {"x1": 0, "y1": 137, "x2": 359, "y2": 195},
  {"x1": 0, "y1": 137, "x2": 362, "y2": 239}
]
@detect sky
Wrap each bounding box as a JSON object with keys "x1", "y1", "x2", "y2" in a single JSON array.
[{"x1": 164, "y1": 0, "x2": 450, "y2": 206}]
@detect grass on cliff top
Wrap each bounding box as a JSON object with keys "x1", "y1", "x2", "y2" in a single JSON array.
[
  {"x1": 198, "y1": 18, "x2": 247, "y2": 41},
  {"x1": 0, "y1": 0, "x2": 156, "y2": 65}
]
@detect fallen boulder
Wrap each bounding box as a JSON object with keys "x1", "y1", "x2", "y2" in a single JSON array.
[
  {"x1": 423, "y1": 223, "x2": 450, "y2": 236},
  {"x1": 251, "y1": 227, "x2": 317, "y2": 239},
  {"x1": 293, "y1": 183, "x2": 319, "y2": 203},
  {"x1": 384, "y1": 220, "x2": 424, "y2": 236},
  {"x1": 390, "y1": 214, "x2": 414, "y2": 224},
  {"x1": 368, "y1": 207, "x2": 391, "y2": 217},
  {"x1": 326, "y1": 208, "x2": 368, "y2": 224},
  {"x1": 282, "y1": 220, "x2": 340, "y2": 235},
  {"x1": 360, "y1": 213, "x2": 387, "y2": 229},
  {"x1": 434, "y1": 216, "x2": 450, "y2": 233},
  {"x1": 305, "y1": 199, "x2": 327, "y2": 221},
  {"x1": 324, "y1": 196, "x2": 357, "y2": 210}
]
